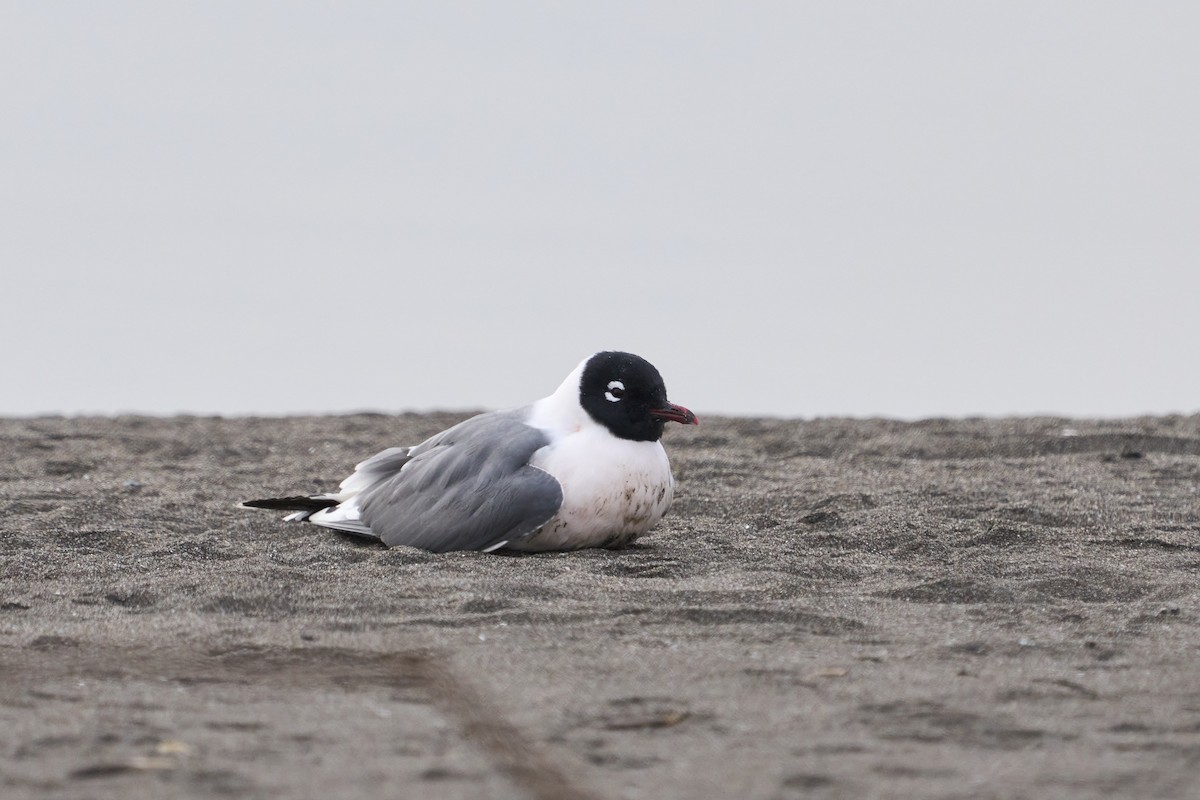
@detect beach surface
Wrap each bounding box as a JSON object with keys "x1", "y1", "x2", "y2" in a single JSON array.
[{"x1": 2, "y1": 413, "x2": 1199, "y2": 799}]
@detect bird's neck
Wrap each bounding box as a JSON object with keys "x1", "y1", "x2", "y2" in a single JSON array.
[{"x1": 527, "y1": 360, "x2": 592, "y2": 436}]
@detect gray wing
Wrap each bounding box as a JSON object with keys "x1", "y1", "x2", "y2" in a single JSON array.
[
  {"x1": 355, "y1": 410, "x2": 563, "y2": 552},
  {"x1": 297, "y1": 446, "x2": 416, "y2": 539}
]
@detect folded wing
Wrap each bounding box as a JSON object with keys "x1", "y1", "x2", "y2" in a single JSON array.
[{"x1": 309, "y1": 410, "x2": 563, "y2": 552}]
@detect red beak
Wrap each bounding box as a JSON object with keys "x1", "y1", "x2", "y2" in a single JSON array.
[{"x1": 649, "y1": 402, "x2": 699, "y2": 426}]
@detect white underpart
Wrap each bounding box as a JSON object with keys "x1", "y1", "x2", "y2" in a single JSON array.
[
  {"x1": 519, "y1": 356, "x2": 675, "y2": 551},
  {"x1": 307, "y1": 498, "x2": 368, "y2": 535}
]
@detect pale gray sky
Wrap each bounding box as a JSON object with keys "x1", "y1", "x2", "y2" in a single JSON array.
[{"x1": 4, "y1": 3, "x2": 1198, "y2": 418}]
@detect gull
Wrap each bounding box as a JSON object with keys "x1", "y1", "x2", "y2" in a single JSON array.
[{"x1": 243, "y1": 351, "x2": 697, "y2": 552}]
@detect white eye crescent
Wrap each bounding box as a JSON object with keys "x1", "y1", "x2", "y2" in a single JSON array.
[{"x1": 605, "y1": 380, "x2": 625, "y2": 402}]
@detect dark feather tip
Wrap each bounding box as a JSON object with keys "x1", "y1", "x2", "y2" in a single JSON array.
[{"x1": 242, "y1": 496, "x2": 338, "y2": 512}]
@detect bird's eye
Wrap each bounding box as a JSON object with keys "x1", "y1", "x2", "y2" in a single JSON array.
[{"x1": 605, "y1": 380, "x2": 625, "y2": 402}]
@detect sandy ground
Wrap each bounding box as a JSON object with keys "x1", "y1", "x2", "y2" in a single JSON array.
[{"x1": 2, "y1": 412, "x2": 1199, "y2": 800}]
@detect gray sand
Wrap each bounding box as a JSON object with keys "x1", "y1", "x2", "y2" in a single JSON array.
[{"x1": 2, "y1": 413, "x2": 1199, "y2": 799}]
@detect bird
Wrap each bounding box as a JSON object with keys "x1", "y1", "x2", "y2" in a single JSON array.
[{"x1": 243, "y1": 351, "x2": 698, "y2": 553}]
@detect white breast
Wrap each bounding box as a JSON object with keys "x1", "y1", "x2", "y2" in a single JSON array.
[{"x1": 517, "y1": 426, "x2": 675, "y2": 551}]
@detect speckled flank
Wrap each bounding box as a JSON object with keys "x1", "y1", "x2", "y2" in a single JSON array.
[
  {"x1": 515, "y1": 427, "x2": 675, "y2": 551},
  {"x1": 514, "y1": 474, "x2": 673, "y2": 551}
]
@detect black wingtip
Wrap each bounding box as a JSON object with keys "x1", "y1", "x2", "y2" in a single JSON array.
[{"x1": 242, "y1": 495, "x2": 339, "y2": 512}]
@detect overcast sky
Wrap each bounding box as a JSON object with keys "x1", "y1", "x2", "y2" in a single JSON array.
[{"x1": 3, "y1": 3, "x2": 1198, "y2": 419}]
